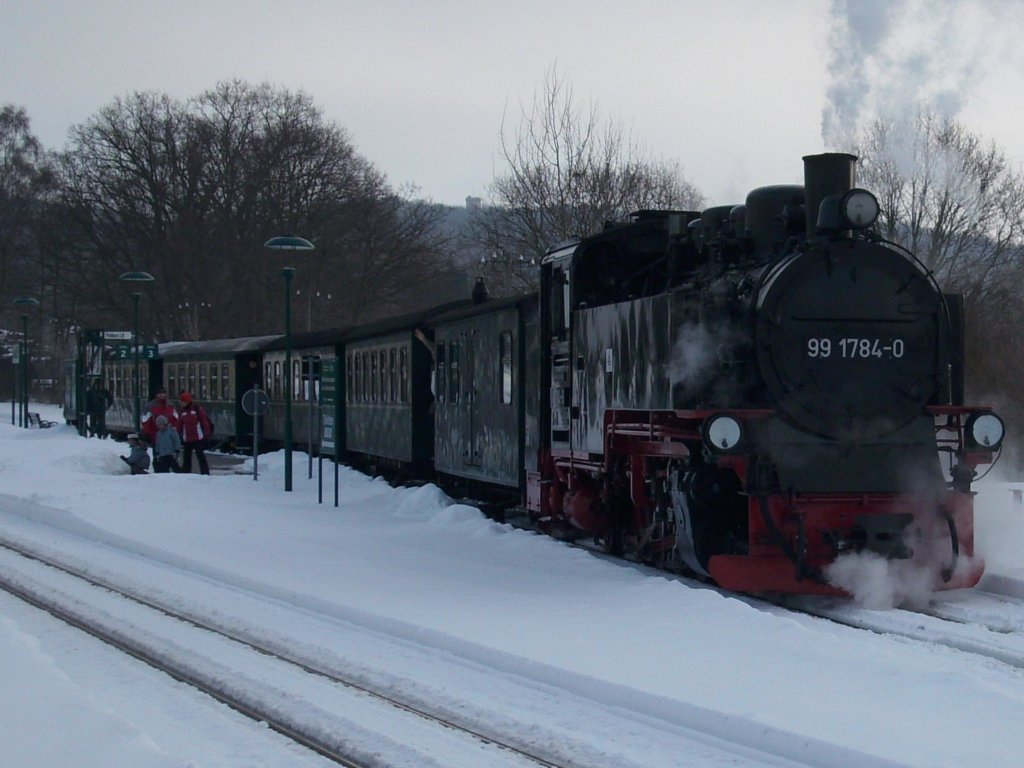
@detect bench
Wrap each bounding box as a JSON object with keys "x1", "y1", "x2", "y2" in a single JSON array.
[{"x1": 26, "y1": 412, "x2": 57, "y2": 429}]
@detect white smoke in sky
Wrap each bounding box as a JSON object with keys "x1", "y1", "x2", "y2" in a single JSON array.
[{"x1": 822, "y1": 0, "x2": 1012, "y2": 147}]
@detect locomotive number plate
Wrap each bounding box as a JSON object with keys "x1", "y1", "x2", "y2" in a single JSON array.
[{"x1": 806, "y1": 337, "x2": 906, "y2": 359}]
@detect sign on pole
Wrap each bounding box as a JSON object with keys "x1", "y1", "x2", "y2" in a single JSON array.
[
  {"x1": 319, "y1": 357, "x2": 341, "y2": 506},
  {"x1": 319, "y1": 358, "x2": 338, "y2": 457}
]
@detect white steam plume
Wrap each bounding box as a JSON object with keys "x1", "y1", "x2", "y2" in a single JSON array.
[{"x1": 822, "y1": 0, "x2": 1008, "y2": 147}]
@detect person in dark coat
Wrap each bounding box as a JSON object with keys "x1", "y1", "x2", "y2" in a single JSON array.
[
  {"x1": 141, "y1": 386, "x2": 177, "y2": 444},
  {"x1": 176, "y1": 391, "x2": 212, "y2": 475},
  {"x1": 120, "y1": 433, "x2": 150, "y2": 475},
  {"x1": 85, "y1": 379, "x2": 113, "y2": 438}
]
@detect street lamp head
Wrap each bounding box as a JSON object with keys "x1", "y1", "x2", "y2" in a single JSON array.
[
  {"x1": 264, "y1": 235, "x2": 315, "y2": 252},
  {"x1": 119, "y1": 271, "x2": 155, "y2": 283},
  {"x1": 12, "y1": 297, "x2": 40, "y2": 309}
]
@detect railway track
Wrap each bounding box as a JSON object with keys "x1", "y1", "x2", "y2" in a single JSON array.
[
  {"x1": 0, "y1": 538, "x2": 566, "y2": 768},
  {"x1": 514, "y1": 512, "x2": 1024, "y2": 674},
  {"x1": 773, "y1": 586, "x2": 1024, "y2": 673},
  {"x1": 0, "y1": 526, "x2": 932, "y2": 768}
]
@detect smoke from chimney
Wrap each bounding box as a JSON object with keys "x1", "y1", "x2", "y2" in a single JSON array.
[{"x1": 821, "y1": 0, "x2": 1009, "y2": 148}]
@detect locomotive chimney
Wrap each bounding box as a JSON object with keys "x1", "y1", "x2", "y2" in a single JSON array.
[{"x1": 802, "y1": 153, "x2": 857, "y2": 238}]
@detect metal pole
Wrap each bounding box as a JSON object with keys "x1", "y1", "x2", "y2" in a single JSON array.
[
  {"x1": 20, "y1": 314, "x2": 29, "y2": 427},
  {"x1": 308, "y1": 359, "x2": 314, "y2": 480},
  {"x1": 132, "y1": 293, "x2": 141, "y2": 429},
  {"x1": 283, "y1": 267, "x2": 295, "y2": 492},
  {"x1": 11, "y1": 353, "x2": 17, "y2": 426},
  {"x1": 253, "y1": 396, "x2": 260, "y2": 482}
]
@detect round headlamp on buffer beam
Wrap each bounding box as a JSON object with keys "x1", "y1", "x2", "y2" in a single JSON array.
[
  {"x1": 702, "y1": 414, "x2": 745, "y2": 454},
  {"x1": 965, "y1": 412, "x2": 1005, "y2": 450}
]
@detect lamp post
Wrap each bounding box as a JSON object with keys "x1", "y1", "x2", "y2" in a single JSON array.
[
  {"x1": 119, "y1": 271, "x2": 155, "y2": 430},
  {"x1": 12, "y1": 297, "x2": 39, "y2": 428},
  {"x1": 264, "y1": 236, "x2": 315, "y2": 492}
]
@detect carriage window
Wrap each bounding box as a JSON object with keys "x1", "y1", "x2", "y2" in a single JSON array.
[
  {"x1": 198, "y1": 364, "x2": 208, "y2": 398},
  {"x1": 500, "y1": 331, "x2": 513, "y2": 405},
  {"x1": 187, "y1": 364, "x2": 196, "y2": 394},
  {"x1": 378, "y1": 350, "x2": 387, "y2": 403},
  {"x1": 372, "y1": 354, "x2": 380, "y2": 403},
  {"x1": 302, "y1": 357, "x2": 319, "y2": 402},
  {"x1": 273, "y1": 361, "x2": 281, "y2": 399},
  {"x1": 265, "y1": 362, "x2": 273, "y2": 398},
  {"x1": 449, "y1": 341, "x2": 459, "y2": 404},
  {"x1": 168, "y1": 366, "x2": 177, "y2": 398},
  {"x1": 293, "y1": 359, "x2": 301, "y2": 401},
  {"x1": 142, "y1": 366, "x2": 149, "y2": 399},
  {"x1": 361, "y1": 352, "x2": 369, "y2": 402},
  {"x1": 356, "y1": 353, "x2": 362, "y2": 402},
  {"x1": 346, "y1": 353, "x2": 353, "y2": 403},
  {"x1": 550, "y1": 266, "x2": 568, "y2": 337},
  {"x1": 388, "y1": 348, "x2": 397, "y2": 403},
  {"x1": 400, "y1": 347, "x2": 409, "y2": 403},
  {"x1": 221, "y1": 363, "x2": 229, "y2": 400},
  {"x1": 435, "y1": 344, "x2": 445, "y2": 404}
]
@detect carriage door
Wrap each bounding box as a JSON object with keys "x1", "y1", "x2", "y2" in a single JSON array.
[{"x1": 463, "y1": 329, "x2": 481, "y2": 467}]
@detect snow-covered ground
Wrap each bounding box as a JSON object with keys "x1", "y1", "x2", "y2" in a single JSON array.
[{"x1": 2, "y1": 403, "x2": 1024, "y2": 767}]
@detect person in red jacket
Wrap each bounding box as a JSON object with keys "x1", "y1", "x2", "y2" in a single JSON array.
[
  {"x1": 141, "y1": 386, "x2": 178, "y2": 444},
  {"x1": 177, "y1": 391, "x2": 213, "y2": 475}
]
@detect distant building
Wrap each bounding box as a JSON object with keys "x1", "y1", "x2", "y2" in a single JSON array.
[{"x1": 465, "y1": 196, "x2": 482, "y2": 211}]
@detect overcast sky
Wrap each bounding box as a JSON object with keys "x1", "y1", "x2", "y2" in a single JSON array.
[{"x1": 3, "y1": 0, "x2": 1022, "y2": 207}]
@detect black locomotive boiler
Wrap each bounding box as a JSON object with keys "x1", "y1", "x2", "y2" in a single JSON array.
[{"x1": 530, "y1": 153, "x2": 1003, "y2": 594}]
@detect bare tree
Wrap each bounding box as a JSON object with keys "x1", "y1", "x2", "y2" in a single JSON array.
[
  {"x1": 53, "y1": 81, "x2": 454, "y2": 340},
  {"x1": 856, "y1": 108, "x2": 1024, "y2": 461},
  {"x1": 0, "y1": 105, "x2": 54, "y2": 305},
  {"x1": 475, "y1": 66, "x2": 704, "y2": 294},
  {"x1": 856, "y1": 109, "x2": 1024, "y2": 299}
]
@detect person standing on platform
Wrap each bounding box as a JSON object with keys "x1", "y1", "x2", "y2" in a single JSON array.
[
  {"x1": 152, "y1": 415, "x2": 182, "y2": 473},
  {"x1": 176, "y1": 391, "x2": 213, "y2": 475},
  {"x1": 85, "y1": 378, "x2": 113, "y2": 438}
]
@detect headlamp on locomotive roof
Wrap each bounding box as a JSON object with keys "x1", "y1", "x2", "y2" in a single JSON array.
[
  {"x1": 816, "y1": 188, "x2": 880, "y2": 232},
  {"x1": 703, "y1": 414, "x2": 744, "y2": 453},
  {"x1": 841, "y1": 189, "x2": 880, "y2": 228},
  {"x1": 965, "y1": 412, "x2": 1005, "y2": 449}
]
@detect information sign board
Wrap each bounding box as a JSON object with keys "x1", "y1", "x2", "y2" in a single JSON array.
[{"x1": 319, "y1": 358, "x2": 339, "y2": 456}]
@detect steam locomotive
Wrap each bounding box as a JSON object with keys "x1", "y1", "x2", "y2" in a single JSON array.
[
  {"x1": 535, "y1": 153, "x2": 1002, "y2": 594},
  {"x1": 68, "y1": 153, "x2": 1004, "y2": 596}
]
